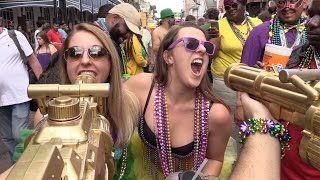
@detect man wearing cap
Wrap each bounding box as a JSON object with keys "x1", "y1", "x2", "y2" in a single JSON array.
[
  {"x1": 152, "y1": 8, "x2": 175, "y2": 55},
  {"x1": 107, "y1": 3, "x2": 144, "y2": 77}
]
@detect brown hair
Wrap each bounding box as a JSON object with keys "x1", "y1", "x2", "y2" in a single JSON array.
[
  {"x1": 59, "y1": 23, "x2": 138, "y2": 147},
  {"x1": 36, "y1": 30, "x2": 51, "y2": 51},
  {"x1": 154, "y1": 22, "x2": 221, "y2": 103}
]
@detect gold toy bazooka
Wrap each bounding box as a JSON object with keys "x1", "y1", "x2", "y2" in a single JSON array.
[
  {"x1": 7, "y1": 74, "x2": 114, "y2": 180},
  {"x1": 224, "y1": 63, "x2": 320, "y2": 170}
]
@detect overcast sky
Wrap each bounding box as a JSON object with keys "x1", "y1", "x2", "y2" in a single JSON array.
[{"x1": 147, "y1": 0, "x2": 184, "y2": 18}]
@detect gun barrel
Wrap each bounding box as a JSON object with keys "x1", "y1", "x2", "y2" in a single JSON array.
[
  {"x1": 279, "y1": 69, "x2": 320, "y2": 83},
  {"x1": 28, "y1": 83, "x2": 110, "y2": 99}
]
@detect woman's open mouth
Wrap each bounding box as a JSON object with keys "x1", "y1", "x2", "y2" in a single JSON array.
[{"x1": 191, "y1": 59, "x2": 203, "y2": 76}]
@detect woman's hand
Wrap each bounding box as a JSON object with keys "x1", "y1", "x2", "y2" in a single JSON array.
[{"x1": 235, "y1": 92, "x2": 274, "y2": 123}]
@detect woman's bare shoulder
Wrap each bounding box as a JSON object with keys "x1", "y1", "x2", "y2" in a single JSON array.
[
  {"x1": 209, "y1": 102, "x2": 232, "y2": 126},
  {"x1": 124, "y1": 73, "x2": 154, "y2": 93}
]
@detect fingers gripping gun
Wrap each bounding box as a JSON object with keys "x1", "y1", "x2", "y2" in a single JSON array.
[
  {"x1": 6, "y1": 74, "x2": 114, "y2": 180},
  {"x1": 224, "y1": 63, "x2": 320, "y2": 170}
]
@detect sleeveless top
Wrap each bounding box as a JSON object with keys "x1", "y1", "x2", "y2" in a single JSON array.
[
  {"x1": 138, "y1": 81, "x2": 194, "y2": 156},
  {"x1": 36, "y1": 46, "x2": 51, "y2": 71}
]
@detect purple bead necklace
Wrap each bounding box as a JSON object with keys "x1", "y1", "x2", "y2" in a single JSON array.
[{"x1": 154, "y1": 83, "x2": 209, "y2": 177}]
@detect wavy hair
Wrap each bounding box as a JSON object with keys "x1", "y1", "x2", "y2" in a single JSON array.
[
  {"x1": 59, "y1": 23, "x2": 138, "y2": 147},
  {"x1": 154, "y1": 22, "x2": 222, "y2": 103}
]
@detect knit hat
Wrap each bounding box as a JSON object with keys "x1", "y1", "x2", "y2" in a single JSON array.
[
  {"x1": 109, "y1": 3, "x2": 141, "y2": 36},
  {"x1": 160, "y1": 8, "x2": 174, "y2": 19}
]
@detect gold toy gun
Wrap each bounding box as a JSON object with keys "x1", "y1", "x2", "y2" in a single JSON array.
[
  {"x1": 224, "y1": 63, "x2": 320, "y2": 170},
  {"x1": 6, "y1": 74, "x2": 114, "y2": 180}
]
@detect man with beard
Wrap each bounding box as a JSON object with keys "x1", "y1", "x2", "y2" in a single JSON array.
[
  {"x1": 107, "y1": 3, "x2": 142, "y2": 77},
  {"x1": 152, "y1": 8, "x2": 175, "y2": 55},
  {"x1": 241, "y1": 0, "x2": 320, "y2": 178}
]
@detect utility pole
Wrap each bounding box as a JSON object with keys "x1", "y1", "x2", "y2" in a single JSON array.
[
  {"x1": 53, "y1": 0, "x2": 57, "y2": 21},
  {"x1": 80, "y1": 0, "x2": 83, "y2": 22}
]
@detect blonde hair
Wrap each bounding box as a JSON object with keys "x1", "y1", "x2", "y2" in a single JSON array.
[{"x1": 59, "y1": 23, "x2": 138, "y2": 147}]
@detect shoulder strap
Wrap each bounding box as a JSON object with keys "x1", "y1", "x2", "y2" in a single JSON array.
[
  {"x1": 8, "y1": 30, "x2": 28, "y2": 64},
  {"x1": 142, "y1": 80, "x2": 155, "y2": 115}
]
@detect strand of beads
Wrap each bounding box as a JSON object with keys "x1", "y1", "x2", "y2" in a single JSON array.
[
  {"x1": 228, "y1": 17, "x2": 255, "y2": 46},
  {"x1": 299, "y1": 46, "x2": 314, "y2": 68},
  {"x1": 154, "y1": 83, "x2": 210, "y2": 177},
  {"x1": 239, "y1": 118, "x2": 291, "y2": 158},
  {"x1": 194, "y1": 90, "x2": 209, "y2": 169},
  {"x1": 154, "y1": 83, "x2": 172, "y2": 176},
  {"x1": 270, "y1": 16, "x2": 308, "y2": 46}
]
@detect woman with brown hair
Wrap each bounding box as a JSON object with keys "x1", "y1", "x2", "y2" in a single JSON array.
[
  {"x1": 124, "y1": 22, "x2": 232, "y2": 179},
  {"x1": 35, "y1": 30, "x2": 57, "y2": 71}
]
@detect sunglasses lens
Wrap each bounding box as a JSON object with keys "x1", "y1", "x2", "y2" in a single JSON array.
[
  {"x1": 204, "y1": 42, "x2": 215, "y2": 55},
  {"x1": 65, "y1": 47, "x2": 83, "y2": 60},
  {"x1": 185, "y1": 38, "x2": 199, "y2": 51},
  {"x1": 88, "y1": 46, "x2": 108, "y2": 58},
  {"x1": 231, "y1": 3, "x2": 238, "y2": 9},
  {"x1": 276, "y1": 0, "x2": 286, "y2": 9}
]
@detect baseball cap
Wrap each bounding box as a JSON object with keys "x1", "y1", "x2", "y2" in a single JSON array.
[{"x1": 109, "y1": 3, "x2": 141, "y2": 36}]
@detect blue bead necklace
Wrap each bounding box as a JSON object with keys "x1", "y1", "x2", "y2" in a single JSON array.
[{"x1": 269, "y1": 16, "x2": 308, "y2": 47}]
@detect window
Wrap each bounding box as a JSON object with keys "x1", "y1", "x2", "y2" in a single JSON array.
[{"x1": 0, "y1": 9, "x2": 13, "y2": 28}]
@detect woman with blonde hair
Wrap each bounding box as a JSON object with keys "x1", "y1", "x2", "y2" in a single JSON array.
[{"x1": 59, "y1": 23, "x2": 138, "y2": 147}]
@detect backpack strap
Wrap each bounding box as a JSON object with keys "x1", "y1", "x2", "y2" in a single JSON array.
[{"x1": 8, "y1": 30, "x2": 28, "y2": 64}]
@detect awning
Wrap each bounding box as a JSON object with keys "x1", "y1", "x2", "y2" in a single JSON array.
[
  {"x1": 0, "y1": 0, "x2": 123, "y2": 13},
  {"x1": 0, "y1": 0, "x2": 56, "y2": 10},
  {"x1": 65, "y1": 0, "x2": 80, "y2": 10}
]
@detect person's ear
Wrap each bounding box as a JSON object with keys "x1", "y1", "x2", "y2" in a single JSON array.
[{"x1": 163, "y1": 50, "x2": 174, "y2": 65}]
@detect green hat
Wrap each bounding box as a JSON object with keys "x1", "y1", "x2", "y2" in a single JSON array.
[{"x1": 160, "y1": 8, "x2": 174, "y2": 19}]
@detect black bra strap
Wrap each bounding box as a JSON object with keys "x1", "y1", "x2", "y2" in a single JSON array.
[{"x1": 142, "y1": 80, "x2": 155, "y2": 116}]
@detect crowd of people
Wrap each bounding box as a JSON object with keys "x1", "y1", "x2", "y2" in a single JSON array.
[{"x1": 0, "y1": 0, "x2": 320, "y2": 179}]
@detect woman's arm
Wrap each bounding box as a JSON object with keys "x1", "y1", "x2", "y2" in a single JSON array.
[
  {"x1": 49, "y1": 44, "x2": 57, "y2": 55},
  {"x1": 202, "y1": 103, "x2": 232, "y2": 176}
]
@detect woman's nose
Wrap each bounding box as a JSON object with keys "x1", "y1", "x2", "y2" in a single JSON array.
[
  {"x1": 80, "y1": 50, "x2": 92, "y2": 64},
  {"x1": 196, "y1": 43, "x2": 207, "y2": 54}
]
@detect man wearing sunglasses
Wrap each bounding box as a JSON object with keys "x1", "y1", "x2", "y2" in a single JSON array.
[
  {"x1": 241, "y1": 0, "x2": 308, "y2": 67},
  {"x1": 241, "y1": 0, "x2": 320, "y2": 179}
]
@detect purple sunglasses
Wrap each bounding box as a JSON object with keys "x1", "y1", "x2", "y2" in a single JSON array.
[
  {"x1": 167, "y1": 37, "x2": 216, "y2": 55},
  {"x1": 276, "y1": 0, "x2": 303, "y2": 10}
]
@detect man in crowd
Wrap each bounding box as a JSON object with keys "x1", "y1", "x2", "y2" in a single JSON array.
[
  {"x1": 0, "y1": 16, "x2": 42, "y2": 162},
  {"x1": 141, "y1": 26, "x2": 153, "y2": 68},
  {"x1": 152, "y1": 8, "x2": 175, "y2": 55},
  {"x1": 34, "y1": 18, "x2": 45, "y2": 50},
  {"x1": 93, "y1": 3, "x2": 115, "y2": 34},
  {"x1": 108, "y1": 3, "x2": 143, "y2": 76},
  {"x1": 47, "y1": 20, "x2": 62, "y2": 50},
  {"x1": 58, "y1": 21, "x2": 68, "y2": 41},
  {"x1": 200, "y1": 8, "x2": 220, "y2": 30},
  {"x1": 258, "y1": 0, "x2": 277, "y2": 22}
]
